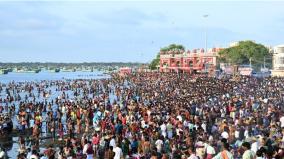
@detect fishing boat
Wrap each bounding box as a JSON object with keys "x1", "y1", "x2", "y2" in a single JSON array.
[
  {"x1": 49, "y1": 68, "x2": 60, "y2": 73},
  {"x1": 15, "y1": 69, "x2": 41, "y2": 73},
  {"x1": 61, "y1": 69, "x2": 73, "y2": 72},
  {"x1": 6, "y1": 68, "x2": 13, "y2": 73},
  {"x1": 81, "y1": 69, "x2": 93, "y2": 72},
  {"x1": 0, "y1": 69, "x2": 9, "y2": 75},
  {"x1": 27, "y1": 69, "x2": 41, "y2": 73}
]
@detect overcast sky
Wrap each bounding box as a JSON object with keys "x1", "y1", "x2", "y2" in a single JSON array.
[{"x1": 0, "y1": 0, "x2": 283, "y2": 63}]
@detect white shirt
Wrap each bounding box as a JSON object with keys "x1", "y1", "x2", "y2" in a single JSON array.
[
  {"x1": 29, "y1": 154, "x2": 39, "y2": 159},
  {"x1": 263, "y1": 98, "x2": 268, "y2": 104},
  {"x1": 188, "y1": 154, "x2": 199, "y2": 159},
  {"x1": 110, "y1": 138, "x2": 116, "y2": 148},
  {"x1": 251, "y1": 141, "x2": 259, "y2": 154},
  {"x1": 201, "y1": 123, "x2": 207, "y2": 132},
  {"x1": 27, "y1": 152, "x2": 32, "y2": 159},
  {"x1": 244, "y1": 130, "x2": 249, "y2": 139},
  {"x1": 209, "y1": 135, "x2": 214, "y2": 142},
  {"x1": 0, "y1": 151, "x2": 5, "y2": 158},
  {"x1": 113, "y1": 147, "x2": 123, "y2": 159},
  {"x1": 155, "y1": 139, "x2": 163, "y2": 152},
  {"x1": 235, "y1": 130, "x2": 240, "y2": 139},
  {"x1": 160, "y1": 123, "x2": 167, "y2": 137},
  {"x1": 160, "y1": 124, "x2": 166, "y2": 132},
  {"x1": 141, "y1": 120, "x2": 146, "y2": 128},
  {"x1": 221, "y1": 131, "x2": 229, "y2": 139},
  {"x1": 206, "y1": 145, "x2": 216, "y2": 155},
  {"x1": 83, "y1": 144, "x2": 89, "y2": 155},
  {"x1": 280, "y1": 116, "x2": 284, "y2": 128},
  {"x1": 177, "y1": 115, "x2": 182, "y2": 122},
  {"x1": 62, "y1": 106, "x2": 66, "y2": 114}
]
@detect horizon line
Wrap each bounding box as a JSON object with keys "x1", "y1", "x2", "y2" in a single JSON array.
[{"x1": 0, "y1": 61, "x2": 148, "y2": 64}]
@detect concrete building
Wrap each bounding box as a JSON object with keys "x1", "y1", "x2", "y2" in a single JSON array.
[
  {"x1": 271, "y1": 45, "x2": 284, "y2": 77},
  {"x1": 159, "y1": 47, "x2": 223, "y2": 74}
]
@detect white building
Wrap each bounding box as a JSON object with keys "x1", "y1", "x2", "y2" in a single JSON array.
[{"x1": 271, "y1": 45, "x2": 284, "y2": 77}]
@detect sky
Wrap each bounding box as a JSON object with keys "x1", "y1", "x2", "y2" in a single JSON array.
[{"x1": 0, "y1": 0, "x2": 283, "y2": 63}]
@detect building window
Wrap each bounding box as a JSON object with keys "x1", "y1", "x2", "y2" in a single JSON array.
[
  {"x1": 277, "y1": 47, "x2": 284, "y2": 53},
  {"x1": 189, "y1": 61, "x2": 193, "y2": 67},
  {"x1": 277, "y1": 57, "x2": 284, "y2": 64},
  {"x1": 163, "y1": 62, "x2": 168, "y2": 67},
  {"x1": 176, "y1": 61, "x2": 181, "y2": 67}
]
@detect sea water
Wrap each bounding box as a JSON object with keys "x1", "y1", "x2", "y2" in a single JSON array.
[{"x1": 0, "y1": 71, "x2": 110, "y2": 158}]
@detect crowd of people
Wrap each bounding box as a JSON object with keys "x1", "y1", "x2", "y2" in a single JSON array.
[{"x1": 1, "y1": 72, "x2": 284, "y2": 159}]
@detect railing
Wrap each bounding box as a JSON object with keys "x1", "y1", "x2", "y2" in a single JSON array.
[
  {"x1": 160, "y1": 54, "x2": 172, "y2": 58},
  {"x1": 172, "y1": 54, "x2": 183, "y2": 58},
  {"x1": 161, "y1": 53, "x2": 218, "y2": 59}
]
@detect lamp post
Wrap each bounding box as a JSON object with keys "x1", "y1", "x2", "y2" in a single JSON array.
[{"x1": 203, "y1": 14, "x2": 209, "y2": 53}]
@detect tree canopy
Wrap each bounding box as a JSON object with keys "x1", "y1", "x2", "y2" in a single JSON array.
[
  {"x1": 149, "y1": 54, "x2": 160, "y2": 70},
  {"x1": 218, "y1": 41, "x2": 271, "y2": 69},
  {"x1": 160, "y1": 44, "x2": 185, "y2": 52}
]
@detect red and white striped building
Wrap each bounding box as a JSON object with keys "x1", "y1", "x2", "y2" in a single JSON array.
[{"x1": 159, "y1": 48, "x2": 223, "y2": 73}]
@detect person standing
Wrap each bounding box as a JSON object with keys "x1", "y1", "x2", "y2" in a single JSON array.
[
  {"x1": 212, "y1": 142, "x2": 233, "y2": 159},
  {"x1": 113, "y1": 145, "x2": 123, "y2": 159},
  {"x1": 32, "y1": 123, "x2": 40, "y2": 148},
  {"x1": 241, "y1": 142, "x2": 256, "y2": 159},
  {"x1": 86, "y1": 142, "x2": 94, "y2": 159},
  {"x1": 50, "y1": 119, "x2": 56, "y2": 141},
  {"x1": 58, "y1": 120, "x2": 64, "y2": 140}
]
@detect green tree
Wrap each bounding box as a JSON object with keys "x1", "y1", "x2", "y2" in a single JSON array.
[
  {"x1": 149, "y1": 54, "x2": 160, "y2": 70},
  {"x1": 160, "y1": 44, "x2": 185, "y2": 52},
  {"x1": 218, "y1": 41, "x2": 270, "y2": 70}
]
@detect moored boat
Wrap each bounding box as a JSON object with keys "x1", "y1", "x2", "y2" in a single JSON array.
[
  {"x1": 48, "y1": 68, "x2": 60, "y2": 73},
  {"x1": 0, "y1": 69, "x2": 9, "y2": 75}
]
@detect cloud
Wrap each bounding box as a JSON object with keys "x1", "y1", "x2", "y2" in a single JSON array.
[
  {"x1": 0, "y1": 1, "x2": 283, "y2": 63},
  {"x1": 90, "y1": 8, "x2": 166, "y2": 26},
  {"x1": 0, "y1": 2, "x2": 62, "y2": 32}
]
